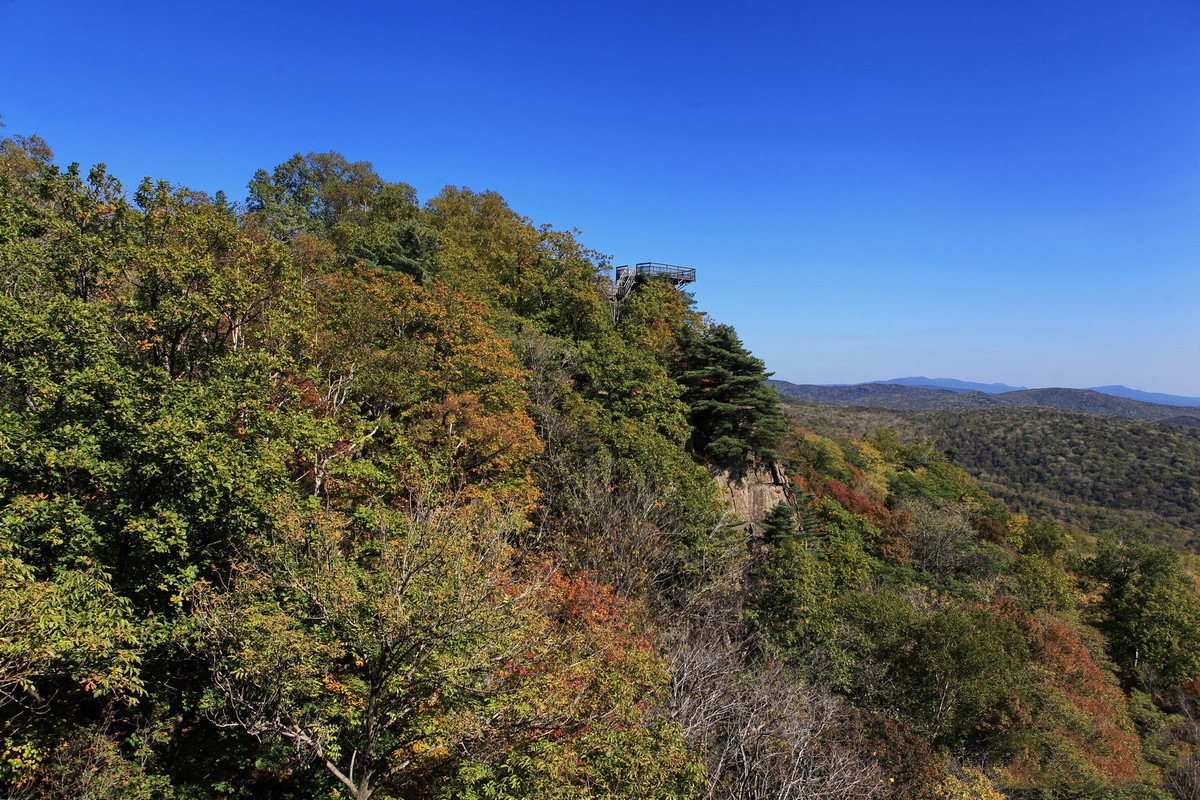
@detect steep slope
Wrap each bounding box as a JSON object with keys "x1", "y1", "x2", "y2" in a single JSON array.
[{"x1": 766, "y1": 420, "x2": 1200, "y2": 799}]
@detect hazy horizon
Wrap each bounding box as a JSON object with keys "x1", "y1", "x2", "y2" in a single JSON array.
[{"x1": 771, "y1": 375, "x2": 1200, "y2": 398}]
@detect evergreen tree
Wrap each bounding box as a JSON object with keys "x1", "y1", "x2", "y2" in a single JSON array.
[
  {"x1": 674, "y1": 323, "x2": 790, "y2": 464},
  {"x1": 760, "y1": 500, "x2": 799, "y2": 543}
]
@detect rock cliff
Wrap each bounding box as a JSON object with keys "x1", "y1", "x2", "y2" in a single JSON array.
[{"x1": 711, "y1": 458, "x2": 791, "y2": 528}]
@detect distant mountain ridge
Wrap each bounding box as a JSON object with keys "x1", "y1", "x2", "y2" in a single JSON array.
[
  {"x1": 770, "y1": 380, "x2": 1200, "y2": 424},
  {"x1": 774, "y1": 382, "x2": 1002, "y2": 410},
  {"x1": 878, "y1": 376, "x2": 1028, "y2": 394},
  {"x1": 807, "y1": 378, "x2": 1200, "y2": 408},
  {"x1": 1086, "y1": 385, "x2": 1200, "y2": 408}
]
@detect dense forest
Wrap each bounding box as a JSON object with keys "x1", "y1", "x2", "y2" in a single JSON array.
[
  {"x1": 2, "y1": 127, "x2": 1200, "y2": 799},
  {"x1": 781, "y1": 400, "x2": 1200, "y2": 553}
]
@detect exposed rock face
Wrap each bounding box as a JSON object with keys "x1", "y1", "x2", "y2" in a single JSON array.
[{"x1": 711, "y1": 459, "x2": 790, "y2": 527}]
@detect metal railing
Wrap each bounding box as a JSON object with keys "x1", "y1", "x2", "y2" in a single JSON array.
[{"x1": 614, "y1": 262, "x2": 696, "y2": 284}]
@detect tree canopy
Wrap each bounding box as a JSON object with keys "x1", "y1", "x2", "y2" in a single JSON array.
[{"x1": 1, "y1": 130, "x2": 1197, "y2": 800}]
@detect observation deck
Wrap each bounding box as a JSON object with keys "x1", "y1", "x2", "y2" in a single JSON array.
[{"x1": 611, "y1": 262, "x2": 696, "y2": 302}]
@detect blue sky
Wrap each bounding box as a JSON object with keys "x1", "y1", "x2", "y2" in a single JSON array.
[{"x1": 3, "y1": 0, "x2": 1198, "y2": 394}]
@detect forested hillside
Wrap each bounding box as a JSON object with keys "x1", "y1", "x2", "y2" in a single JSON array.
[
  {"x1": 781, "y1": 399, "x2": 1200, "y2": 553},
  {"x1": 3, "y1": 129, "x2": 1200, "y2": 800},
  {"x1": 771, "y1": 380, "x2": 1200, "y2": 423}
]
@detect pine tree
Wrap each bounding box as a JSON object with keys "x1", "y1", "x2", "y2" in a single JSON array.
[
  {"x1": 674, "y1": 323, "x2": 790, "y2": 464},
  {"x1": 760, "y1": 500, "x2": 800, "y2": 543}
]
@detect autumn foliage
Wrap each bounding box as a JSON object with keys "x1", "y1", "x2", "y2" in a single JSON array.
[{"x1": 1, "y1": 129, "x2": 1198, "y2": 800}]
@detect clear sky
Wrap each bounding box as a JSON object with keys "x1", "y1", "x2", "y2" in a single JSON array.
[{"x1": 3, "y1": 0, "x2": 1198, "y2": 394}]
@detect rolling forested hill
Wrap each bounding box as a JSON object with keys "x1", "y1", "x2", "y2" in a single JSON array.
[
  {"x1": 770, "y1": 380, "x2": 1006, "y2": 409},
  {"x1": 780, "y1": 398, "x2": 1200, "y2": 552},
  {"x1": 772, "y1": 380, "x2": 1200, "y2": 424}
]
